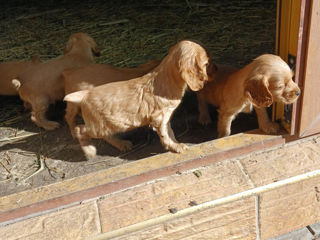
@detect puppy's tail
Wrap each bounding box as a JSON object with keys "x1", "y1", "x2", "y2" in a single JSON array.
[
  {"x1": 64, "y1": 90, "x2": 89, "y2": 104},
  {"x1": 12, "y1": 79, "x2": 21, "y2": 90}
]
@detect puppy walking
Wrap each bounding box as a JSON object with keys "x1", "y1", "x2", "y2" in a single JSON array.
[
  {"x1": 64, "y1": 40, "x2": 216, "y2": 158},
  {"x1": 197, "y1": 54, "x2": 301, "y2": 138},
  {"x1": 62, "y1": 59, "x2": 160, "y2": 137},
  {"x1": 12, "y1": 32, "x2": 100, "y2": 130}
]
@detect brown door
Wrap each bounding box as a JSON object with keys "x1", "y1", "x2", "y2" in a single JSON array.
[{"x1": 298, "y1": 0, "x2": 320, "y2": 137}]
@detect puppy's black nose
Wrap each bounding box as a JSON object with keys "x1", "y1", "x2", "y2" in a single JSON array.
[{"x1": 296, "y1": 90, "x2": 301, "y2": 96}]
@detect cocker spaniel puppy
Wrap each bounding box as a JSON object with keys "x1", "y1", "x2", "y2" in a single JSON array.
[
  {"x1": 64, "y1": 40, "x2": 216, "y2": 158},
  {"x1": 62, "y1": 59, "x2": 160, "y2": 138},
  {"x1": 12, "y1": 32, "x2": 100, "y2": 130},
  {"x1": 0, "y1": 55, "x2": 39, "y2": 97},
  {"x1": 197, "y1": 54, "x2": 301, "y2": 138}
]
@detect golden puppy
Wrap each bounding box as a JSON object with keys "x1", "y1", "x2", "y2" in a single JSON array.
[
  {"x1": 0, "y1": 55, "x2": 39, "y2": 96},
  {"x1": 62, "y1": 59, "x2": 160, "y2": 137},
  {"x1": 197, "y1": 54, "x2": 301, "y2": 138},
  {"x1": 64, "y1": 40, "x2": 216, "y2": 158},
  {"x1": 12, "y1": 32, "x2": 100, "y2": 130}
]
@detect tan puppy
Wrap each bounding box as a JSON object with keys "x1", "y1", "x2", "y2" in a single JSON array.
[
  {"x1": 197, "y1": 54, "x2": 301, "y2": 138},
  {"x1": 64, "y1": 40, "x2": 216, "y2": 158},
  {"x1": 62, "y1": 59, "x2": 160, "y2": 137},
  {"x1": 0, "y1": 55, "x2": 40, "y2": 96},
  {"x1": 12, "y1": 32, "x2": 100, "y2": 130}
]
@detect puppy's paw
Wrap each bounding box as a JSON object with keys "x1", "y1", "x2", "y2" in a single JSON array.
[
  {"x1": 34, "y1": 119, "x2": 60, "y2": 131},
  {"x1": 83, "y1": 145, "x2": 97, "y2": 159},
  {"x1": 118, "y1": 140, "x2": 133, "y2": 152},
  {"x1": 70, "y1": 128, "x2": 77, "y2": 139},
  {"x1": 260, "y1": 122, "x2": 280, "y2": 134},
  {"x1": 217, "y1": 129, "x2": 231, "y2": 138},
  {"x1": 170, "y1": 143, "x2": 189, "y2": 153},
  {"x1": 44, "y1": 121, "x2": 60, "y2": 130},
  {"x1": 198, "y1": 114, "x2": 212, "y2": 125},
  {"x1": 74, "y1": 126, "x2": 81, "y2": 138}
]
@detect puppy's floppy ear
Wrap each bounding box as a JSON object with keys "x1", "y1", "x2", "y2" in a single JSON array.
[
  {"x1": 64, "y1": 37, "x2": 76, "y2": 54},
  {"x1": 206, "y1": 60, "x2": 217, "y2": 81},
  {"x1": 245, "y1": 75, "x2": 273, "y2": 107},
  {"x1": 180, "y1": 53, "x2": 208, "y2": 91},
  {"x1": 86, "y1": 37, "x2": 100, "y2": 57}
]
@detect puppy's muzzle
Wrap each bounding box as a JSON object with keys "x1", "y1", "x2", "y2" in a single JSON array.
[{"x1": 296, "y1": 89, "x2": 301, "y2": 96}]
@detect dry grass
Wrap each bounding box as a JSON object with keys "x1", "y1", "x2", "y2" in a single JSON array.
[
  {"x1": 0, "y1": 0, "x2": 276, "y2": 125},
  {"x1": 0, "y1": 1, "x2": 276, "y2": 64}
]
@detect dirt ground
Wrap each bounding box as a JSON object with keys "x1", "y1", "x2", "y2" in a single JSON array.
[{"x1": 0, "y1": 0, "x2": 275, "y2": 196}]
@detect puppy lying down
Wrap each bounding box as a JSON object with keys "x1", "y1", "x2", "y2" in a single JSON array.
[
  {"x1": 62, "y1": 59, "x2": 160, "y2": 137},
  {"x1": 197, "y1": 54, "x2": 301, "y2": 138},
  {"x1": 64, "y1": 40, "x2": 216, "y2": 158}
]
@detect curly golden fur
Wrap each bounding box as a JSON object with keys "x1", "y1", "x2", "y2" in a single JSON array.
[
  {"x1": 62, "y1": 59, "x2": 160, "y2": 137},
  {"x1": 64, "y1": 40, "x2": 216, "y2": 158}
]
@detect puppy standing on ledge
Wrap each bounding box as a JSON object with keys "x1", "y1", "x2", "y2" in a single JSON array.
[
  {"x1": 197, "y1": 54, "x2": 301, "y2": 138},
  {"x1": 64, "y1": 40, "x2": 216, "y2": 158}
]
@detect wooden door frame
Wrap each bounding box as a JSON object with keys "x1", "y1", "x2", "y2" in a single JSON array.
[
  {"x1": 293, "y1": 0, "x2": 311, "y2": 136},
  {"x1": 276, "y1": 0, "x2": 312, "y2": 138}
]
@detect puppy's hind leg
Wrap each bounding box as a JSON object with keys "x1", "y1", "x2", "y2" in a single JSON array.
[
  {"x1": 65, "y1": 102, "x2": 80, "y2": 138},
  {"x1": 217, "y1": 110, "x2": 235, "y2": 138},
  {"x1": 197, "y1": 93, "x2": 212, "y2": 125},
  {"x1": 30, "y1": 97, "x2": 60, "y2": 130},
  {"x1": 74, "y1": 125, "x2": 97, "y2": 159}
]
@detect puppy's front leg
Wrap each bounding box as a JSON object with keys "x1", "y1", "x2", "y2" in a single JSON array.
[
  {"x1": 217, "y1": 110, "x2": 234, "y2": 138},
  {"x1": 154, "y1": 114, "x2": 188, "y2": 153},
  {"x1": 197, "y1": 93, "x2": 212, "y2": 125},
  {"x1": 158, "y1": 123, "x2": 188, "y2": 153},
  {"x1": 254, "y1": 106, "x2": 279, "y2": 134}
]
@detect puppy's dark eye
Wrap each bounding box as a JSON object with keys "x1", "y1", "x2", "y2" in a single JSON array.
[{"x1": 274, "y1": 85, "x2": 284, "y2": 90}]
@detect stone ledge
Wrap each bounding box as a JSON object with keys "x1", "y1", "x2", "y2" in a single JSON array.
[
  {"x1": 0, "y1": 130, "x2": 283, "y2": 225},
  {"x1": 0, "y1": 201, "x2": 100, "y2": 240},
  {"x1": 2, "y1": 134, "x2": 320, "y2": 239}
]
